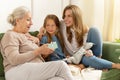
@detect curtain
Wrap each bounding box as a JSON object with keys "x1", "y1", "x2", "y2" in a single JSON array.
[
  {"x1": 70, "y1": 0, "x2": 120, "y2": 41},
  {"x1": 103, "y1": 0, "x2": 120, "y2": 41}
]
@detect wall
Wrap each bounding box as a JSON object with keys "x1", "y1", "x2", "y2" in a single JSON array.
[
  {"x1": 0, "y1": 0, "x2": 70, "y2": 33},
  {"x1": 31, "y1": 0, "x2": 69, "y2": 31},
  {"x1": 70, "y1": 0, "x2": 104, "y2": 31},
  {"x1": 0, "y1": 0, "x2": 31, "y2": 33}
]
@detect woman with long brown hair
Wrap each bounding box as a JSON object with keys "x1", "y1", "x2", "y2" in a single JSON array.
[{"x1": 60, "y1": 4, "x2": 120, "y2": 70}]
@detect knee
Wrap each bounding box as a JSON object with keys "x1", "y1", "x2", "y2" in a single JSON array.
[
  {"x1": 58, "y1": 61, "x2": 69, "y2": 69},
  {"x1": 87, "y1": 27, "x2": 102, "y2": 41},
  {"x1": 89, "y1": 27, "x2": 100, "y2": 34},
  {"x1": 58, "y1": 61, "x2": 67, "y2": 66}
]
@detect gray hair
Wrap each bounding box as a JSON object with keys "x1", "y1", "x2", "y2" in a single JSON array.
[{"x1": 7, "y1": 6, "x2": 30, "y2": 26}]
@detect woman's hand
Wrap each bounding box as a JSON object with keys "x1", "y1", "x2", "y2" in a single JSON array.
[
  {"x1": 37, "y1": 27, "x2": 45, "y2": 40},
  {"x1": 85, "y1": 50, "x2": 93, "y2": 57},
  {"x1": 34, "y1": 44, "x2": 54, "y2": 56}
]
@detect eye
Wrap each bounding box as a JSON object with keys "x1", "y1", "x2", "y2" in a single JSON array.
[
  {"x1": 68, "y1": 15, "x2": 72, "y2": 17},
  {"x1": 27, "y1": 18, "x2": 30, "y2": 21},
  {"x1": 52, "y1": 24, "x2": 56, "y2": 27},
  {"x1": 46, "y1": 24, "x2": 50, "y2": 27}
]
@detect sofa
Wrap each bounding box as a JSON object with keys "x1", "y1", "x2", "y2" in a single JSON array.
[{"x1": 0, "y1": 31, "x2": 120, "y2": 80}]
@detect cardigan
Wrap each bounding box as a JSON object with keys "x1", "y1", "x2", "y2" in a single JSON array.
[
  {"x1": 0, "y1": 30, "x2": 44, "y2": 72},
  {"x1": 60, "y1": 21, "x2": 88, "y2": 56}
]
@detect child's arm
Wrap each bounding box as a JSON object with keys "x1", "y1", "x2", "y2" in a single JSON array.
[
  {"x1": 37, "y1": 27, "x2": 45, "y2": 40},
  {"x1": 40, "y1": 36, "x2": 50, "y2": 58}
]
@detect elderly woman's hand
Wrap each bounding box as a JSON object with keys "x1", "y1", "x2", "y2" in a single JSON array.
[
  {"x1": 34, "y1": 44, "x2": 54, "y2": 56},
  {"x1": 40, "y1": 44, "x2": 54, "y2": 55}
]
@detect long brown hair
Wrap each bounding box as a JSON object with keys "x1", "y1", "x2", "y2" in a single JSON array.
[
  {"x1": 62, "y1": 5, "x2": 88, "y2": 47},
  {"x1": 43, "y1": 14, "x2": 64, "y2": 49}
]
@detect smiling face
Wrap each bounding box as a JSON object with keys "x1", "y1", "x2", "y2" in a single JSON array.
[
  {"x1": 63, "y1": 9, "x2": 74, "y2": 28},
  {"x1": 15, "y1": 12, "x2": 33, "y2": 33},
  {"x1": 45, "y1": 19, "x2": 57, "y2": 36}
]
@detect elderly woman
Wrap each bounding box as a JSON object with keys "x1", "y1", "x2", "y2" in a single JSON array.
[{"x1": 0, "y1": 6, "x2": 74, "y2": 80}]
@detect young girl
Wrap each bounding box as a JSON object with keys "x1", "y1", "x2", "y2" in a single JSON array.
[{"x1": 40, "y1": 14, "x2": 66, "y2": 61}]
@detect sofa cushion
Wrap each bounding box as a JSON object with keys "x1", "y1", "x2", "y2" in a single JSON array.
[
  {"x1": 102, "y1": 42, "x2": 120, "y2": 63},
  {"x1": 112, "y1": 49, "x2": 120, "y2": 63},
  {"x1": 29, "y1": 31, "x2": 39, "y2": 37},
  {"x1": 0, "y1": 52, "x2": 4, "y2": 76},
  {"x1": 0, "y1": 33, "x2": 5, "y2": 77},
  {"x1": 0, "y1": 33, "x2": 4, "y2": 40},
  {"x1": 101, "y1": 69, "x2": 120, "y2": 80},
  {"x1": 0, "y1": 77, "x2": 5, "y2": 80}
]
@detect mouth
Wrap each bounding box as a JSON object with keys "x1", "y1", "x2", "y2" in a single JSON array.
[
  {"x1": 65, "y1": 21, "x2": 70, "y2": 24},
  {"x1": 48, "y1": 31, "x2": 54, "y2": 33},
  {"x1": 65, "y1": 22, "x2": 70, "y2": 25},
  {"x1": 27, "y1": 26, "x2": 30, "y2": 29}
]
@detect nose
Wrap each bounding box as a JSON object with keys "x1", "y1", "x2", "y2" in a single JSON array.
[
  {"x1": 30, "y1": 20, "x2": 33, "y2": 25},
  {"x1": 64, "y1": 16, "x2": 68, "y2": 21},
  {"x1": 63, "y1": 17, "x2": 67, "y2": 21}
]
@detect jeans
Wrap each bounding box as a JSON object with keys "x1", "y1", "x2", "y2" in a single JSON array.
[
  {"x1": 81, "y1": 55, "x2": 112, "y2": 69},
  {"x1": 87, "y1": 27, "x2": 102, "y2": 57},
  {"x1": 82, "y1": 27, "x2": 112, "y2": 69}
]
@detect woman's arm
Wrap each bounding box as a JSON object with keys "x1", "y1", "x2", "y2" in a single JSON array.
[
  {"x1": 1, "y1": 32, "x2": 53, "y2": 66},
  {"x1": 1, "y1": 33, "x2": 37, "y2": 65}
]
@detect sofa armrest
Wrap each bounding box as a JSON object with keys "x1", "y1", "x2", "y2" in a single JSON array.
[
  {"x1": 102, "y1": 42, "x2": 120, "y2": 63},
  {"x1": 29, "y1": 31, "x2": 39, "y2": 37},
  {"x1": 101, "y1": 69, "x2": 120, "y2": 80},
  {"x1": 113, "y1": 49, "x2": 120, "y2": 63}
]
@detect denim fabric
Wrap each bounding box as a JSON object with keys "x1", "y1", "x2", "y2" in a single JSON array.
[
  {"x1": 87, "y1": 27, "x2": 103, "y2": 57},
  {"x1": 82, "y1": 27, "x2": 113, "y2": 69},
  {"x1": 40, "y1": 35, "x2": 65, "y2": 61},
  {"x1": 82, "y1": 55, "x2": 112, "y2": 69}
]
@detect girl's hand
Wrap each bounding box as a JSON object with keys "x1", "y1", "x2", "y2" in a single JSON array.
[
  {"x1": 85, "y1": 50, "x2": 93, "y2": 57},
  {"x1": 40, "y1": 44, "x2": 54, "y2": 55},
  {"x1": 37, "y1": 27, "x2": 45, "y2": 40}
]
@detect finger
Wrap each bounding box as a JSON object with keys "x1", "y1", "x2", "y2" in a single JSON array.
[{"x1": 28, "y1": 37, "x2": 33, "y2": 41}]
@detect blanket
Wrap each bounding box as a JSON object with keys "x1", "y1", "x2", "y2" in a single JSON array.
[{"x1": 69, "y1": 65, "x2": 102, "y2": 80}]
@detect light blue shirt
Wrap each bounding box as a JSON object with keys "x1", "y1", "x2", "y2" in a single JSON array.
[{"x1": 40, "y1": 35, "x2": 65, "y2": 61}]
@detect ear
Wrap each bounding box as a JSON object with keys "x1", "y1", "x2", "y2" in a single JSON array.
[{"x1": 15, "y1": 18, "x2": 20, "y2": 24}]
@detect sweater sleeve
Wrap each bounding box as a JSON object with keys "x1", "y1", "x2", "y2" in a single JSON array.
[
  {"x1": 1, "y1": 32, "x2": 37, "y2": 66},
  {"x1": 60, "y1": 21, "x2": 75, "y2": 55}
]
